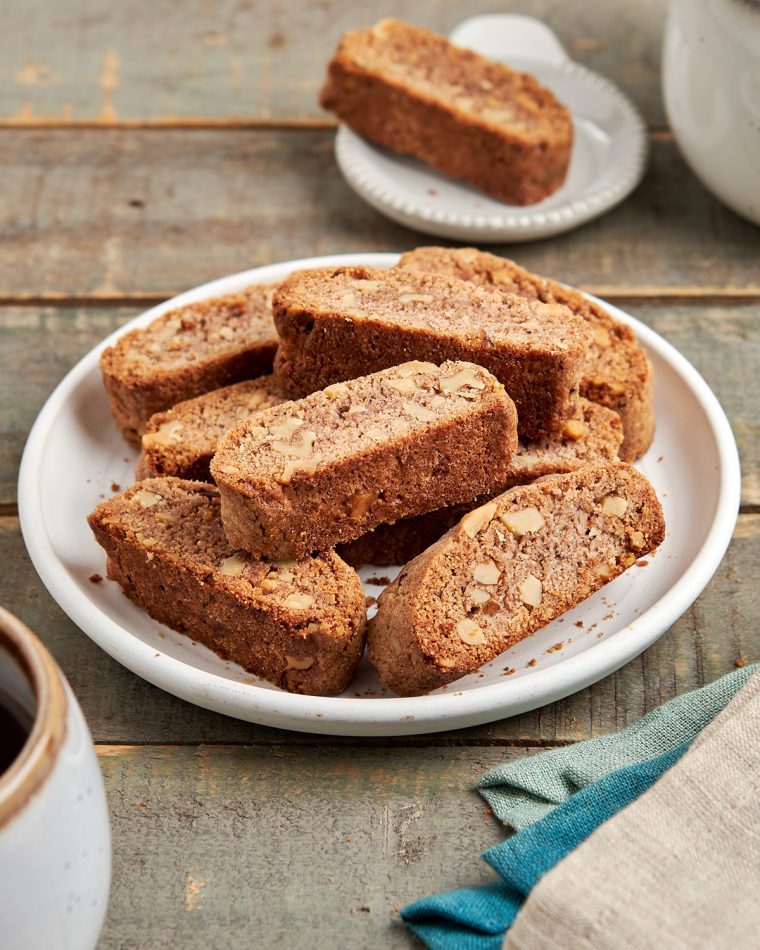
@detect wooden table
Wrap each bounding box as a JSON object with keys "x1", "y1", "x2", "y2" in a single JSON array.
[{"x1": 1, "y1": 1, "x2": 758, "y2": 945}]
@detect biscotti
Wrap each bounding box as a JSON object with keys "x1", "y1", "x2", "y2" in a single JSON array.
[
  {"x1": 87, "y1": 478, "x2": 366, "y2": 696},
  {"x1": 137, "y1": 376, "x2": 289, "y2": 482},
  {"x1": 273, "y1": 266, "x2": 591, "y2": 440},
  {"x1": 367, "y1": 463, "x2": 665, "y2": 695},
  {"x1": 211, "y1": 360, "x2": 518, "y2": 561},
  {"x1": 338, "y1": 398, "x2": 623, "y2": 567},
  {"x1": 100, "y1": 284, "x2": 279, "y2": 446},
  {"x1": 320, "y1": 19, "x2": 572, "y2": 205},
  {"x1": 399, "y1": 247, "x2": 655, "y2": 461}
]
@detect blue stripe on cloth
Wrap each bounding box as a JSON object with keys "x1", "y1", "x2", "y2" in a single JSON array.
[{"x1": 402, "y1": 744, "x2": 687, "y2": 950}]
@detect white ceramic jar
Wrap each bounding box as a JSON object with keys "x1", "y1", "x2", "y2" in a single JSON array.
[
  {"x1": 0, "y1": 607, "x2": 111, "y2": 950},
  {"x1": 663, "y1": 0, "x2": 760, "y2": 226}
]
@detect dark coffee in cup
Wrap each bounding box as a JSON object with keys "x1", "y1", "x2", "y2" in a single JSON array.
[{"x1": 0, "y1": 690, "x2": 32, "y2": 776}]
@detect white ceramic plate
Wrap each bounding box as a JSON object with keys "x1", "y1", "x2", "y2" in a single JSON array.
[
  {"x1": 19, "y1": 254, "x2": 739, "y2": 736},
  {"x1": 335, "y1": 15, "x2": 648, "y2": 242}
]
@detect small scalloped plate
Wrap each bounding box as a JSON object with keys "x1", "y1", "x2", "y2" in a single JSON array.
[
  {"x1": 18, "y1": 254, "x2": 740, "y2": 736},
  {"x1": 334, "y1": 15, "x2": 648, "y2": 242}
]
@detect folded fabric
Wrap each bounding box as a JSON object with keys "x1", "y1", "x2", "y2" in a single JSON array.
[
  {"x1": 504, "y1": 670, "x2": 760, "y2": 949},
  {"x1": 402, "y1": 744, "x2": 685, "y2": 950},
  {"x1": 479, "y1": 663, "x2": 757, "y2": 830},
  {"x1": 401, "y1": 664, "x2": 759, "y2": 950}
]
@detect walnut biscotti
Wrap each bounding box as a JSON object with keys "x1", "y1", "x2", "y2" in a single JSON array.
[
  {"x1": 100, "y1": 284, "x2": 279, "y2": 446},
  {"x1": 87, "y1": 478, "x2": 367, "y2": 696},
  {"x1": 211, "y1": 360, "x2": 518, "y2": 561},
  {"x1": 137, "y1": 376, "x2": 289, "y2": 482},
  {"x1": 320, "y1": 19, "x2": 572, "y2": 205},
  {"x1": 399, "y1": 247, "x2": 654, "y2": 461},
  {"x1": 338, "y1": 398, "x2": 623, "y2": 567},
  {"x1": 367, "y1": 463, "x2": 665, "y2": 695},
  {"x1": 273, "y1": 266, "x2": 591, "y2": 440}
]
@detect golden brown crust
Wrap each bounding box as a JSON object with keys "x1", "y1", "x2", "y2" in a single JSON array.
[
  {"x1": 320, "y1": 19, "x2": 572, "y2": 205},
  {"x1": 211, "y1": 361, "x2": 518, "y2": 561},
  {"x1": 87, "y1": 478, "x2": 367, "y2": 696},
  {"x1": 398, "y1": 247, "x2": 655, "y2": 460},
  {"x1": 273, "y1": 265, "x2": 591, "y2": 441},
  {"x1": 100, "y1": 285, "x2": 279, "y2": 446},
  {"x1": 367, "y1": 463, "x2": 665, "y2": 695}
]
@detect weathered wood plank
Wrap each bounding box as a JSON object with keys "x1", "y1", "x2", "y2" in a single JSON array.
[
  {"x1": 3, "y1": 302, "x2": 758, "y2": 509},
  {"x1": 1, "y1": 0, "x2": 667, "y2": 126},
  {"x1": 1, "y1": 130, "x2": 760, "y2": 299},
  {"x1": 2, "y1": 513, "x2": 757, "y2": 746},
  {"x1": 97, "y1": 743, "x2": 513, "y2": 948}
]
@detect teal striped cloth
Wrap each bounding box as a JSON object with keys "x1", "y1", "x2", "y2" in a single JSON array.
[
  {"x1": 479, "y1": 663, "x2": 758, "y2": 830},
  {"x1": 402, "y1": 664, "x2": 758, "y2": 948}
]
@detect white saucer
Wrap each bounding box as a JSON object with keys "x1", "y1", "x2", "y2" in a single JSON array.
[
  {"x1": 334, "y1": 16, "x2": 648, "y2": 242},
  {"x1": 18, "y1": 254, "x2": 739, "y2": 736}
]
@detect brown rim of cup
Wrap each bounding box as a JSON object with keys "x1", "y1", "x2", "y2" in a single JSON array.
[{"x1": 0, "y1": 607, "x2": 67, "y2": 828}]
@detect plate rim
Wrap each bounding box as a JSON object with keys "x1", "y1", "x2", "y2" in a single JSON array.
[
  {"x1": 18, "y1": 253, "x2": 741, "y2": 736},
  {"x1": 333, "y1": 14, "x2": 648, "y2": 243}
]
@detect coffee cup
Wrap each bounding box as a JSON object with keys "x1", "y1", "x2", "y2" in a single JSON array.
[{"x1": 0, "y1": 606, "x2": 111, "y2": 949}]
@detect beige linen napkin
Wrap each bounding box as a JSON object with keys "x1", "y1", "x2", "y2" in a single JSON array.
[{"x1": 504, "y1": 671, "x2": 760, "y2": 949}]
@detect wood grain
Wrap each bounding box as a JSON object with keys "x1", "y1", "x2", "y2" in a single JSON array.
[
  {"x1": 3, "y1": 302, "x2": 758, "y2": 510},
  {"x1": 0, "y1": 0, "x2": 668, "y2": 127},
  {"x1": 1, "y1": 130, "x2": 759, "y2": 299},
  {"x1": 96, "y1": 743, "x2": 515, "y2": 948},
  {"x1": 2, "y1": 512, "x2": 756, "y2": 747}
]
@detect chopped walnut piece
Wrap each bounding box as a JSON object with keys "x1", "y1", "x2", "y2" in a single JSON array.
[
  {"x1": 270, "y1": 417, "x2": 304, "y2": 440},
  {"x1": 283, "y1": 592, "x2": 315, "y2": 610},
  {"x1": 403, "y1": 401, "x2": 436, "y2": 422},
  {"x1": 518, "y1": 574, "x2": 542, "y2": 607},
  {"x1": 398, "y1": 293, "x2": 434, "y2": 304},
  {"x1": 386, "y1": 377, "x2": 416, "y2": 393},
  {"x1": 563, "y1": 418, "x2": 586, "y2": 441},
  {"x1": 455, "y1": 618, "x2": 486, "y2": 645},
  {"x1": 601, "y1": 495, "x2": 628, "y2": 517},
  {"x1": 461, "y1": 502, "x2": 497, "y2": 539},
  {"x1": 133, "y1": 489, "x2": 162, "y2": 508},
  {"x1": 219, "y1": 553, "x2": 248, "y2": 576},
  {"x1": 499, "y1": 507, "x2": 545, "y2": 537},
  {"x1": 143, "y1": 420, "x2": 184, "y2": 447},
  {"x1": 439, "y1": 367, "x2": 486, "y2": 394},
  {"x1": 278, "y1": 456, "x2": 321, "y2": 484},
  {"x1": 396, "y1": 361, "x2": 437, "y2": 377},
  {"x1": 324, "y1": 382, "x2": 349, "y2": 400},
  {"x1": 629, "y1": 529, "x2": 646, "y2": 550},
  {"x1": 473, "y1": 562, "x2": 500, "y2": 585},
  {"x1": 594, "y1": 561, "x2": 615, "y2": 580},
  {"x1": 594, "y1": 326, "x2": 612, "y2": 349},
  {"x1": 349, "y1": 490, "x2": 378, "y2": 519}
]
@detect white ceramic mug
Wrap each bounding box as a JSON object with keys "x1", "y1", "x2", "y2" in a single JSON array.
[
  {"x1": 663, "y1": 0, "x2": 760, "y2": 227},
  {"x1": 0, "y1": 607, "x2": 111, "y2": 949}
]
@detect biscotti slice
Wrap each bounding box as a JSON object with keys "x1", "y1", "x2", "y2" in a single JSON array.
[
  {"x1": 367, "y1": 462, "x2": 665, "y2": 695},
  {"x1": 273, "y1": 266, "x2": 591, "y2": 440},
  {"x1": 137, "y1": 376, "x2": 290, "y2": 482},
  {"x1": 211, "y1": 360, "x2": 518, "y2": 561},
  {"x1": 339, "y1": 398, "x2": 623, "y2": 567},
  {"x1": 87, "y1": 478, "x2": 366, "y2": 696},
  {"x1": 399, "y1": 246, "x2": 655, "y2": 461},
  {"x1": 320, "y1": 19, "x2": 572, "y2": 205},
  {"x1": 100, "y1": 284, "x2": 279, "y2": 446}
]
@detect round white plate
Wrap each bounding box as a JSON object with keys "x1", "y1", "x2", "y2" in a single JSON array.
[
  {"x1": 19, "y1": 254, "x2": 739, "y2": 736},
  {"x1": 335, "y1": 15, "x2": 648, "y2": 242}
]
